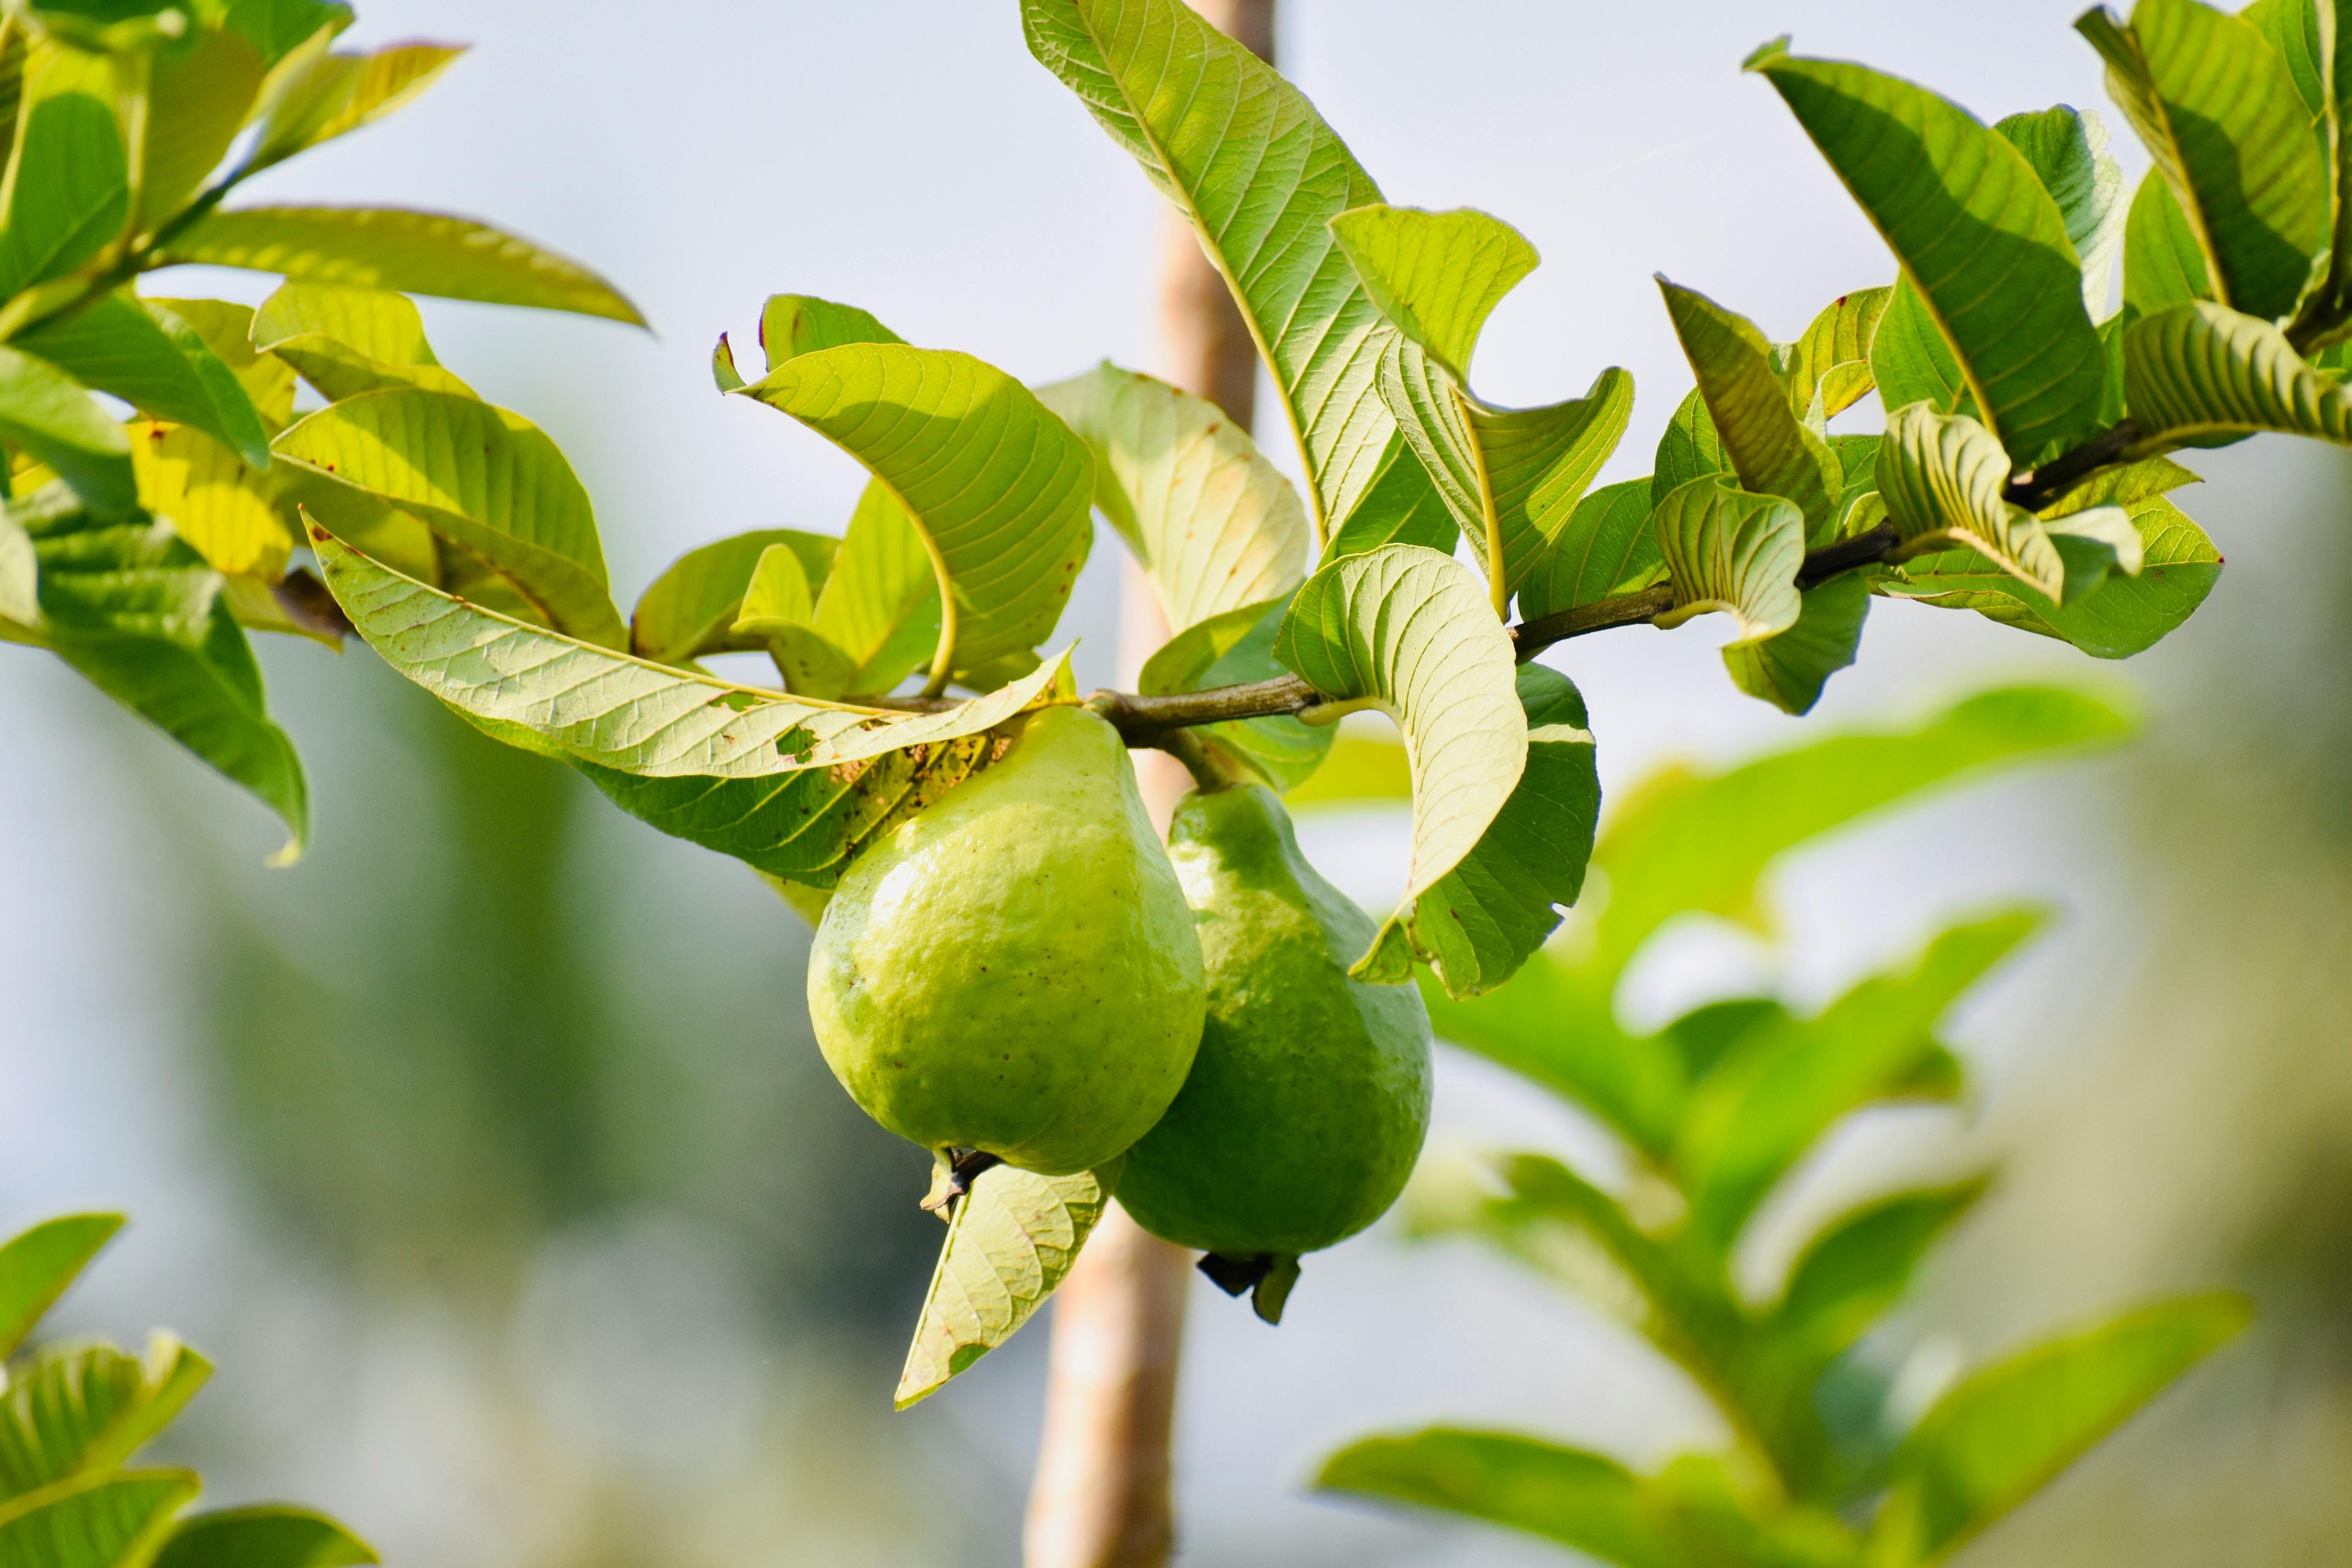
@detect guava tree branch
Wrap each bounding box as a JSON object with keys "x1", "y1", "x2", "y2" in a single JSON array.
[{"x1": 2001, "y1": 419, "x2": 2141, "y2": 513}]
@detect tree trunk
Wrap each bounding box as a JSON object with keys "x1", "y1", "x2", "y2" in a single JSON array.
[{"x1": 1023, "y1": 5, "x2": 1273, "y2": 1564}]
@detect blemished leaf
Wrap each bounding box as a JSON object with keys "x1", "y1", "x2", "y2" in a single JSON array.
[
  {"x1": 0, "y1": 1215, "x2": 121, "y2": 1360},
  {"x1": 1408, "y1": 665, "x2": 1600, "y2": 999},
  {"x1": 1317, "y1": 1429, "x2": 1671, "y2": 1568},
  {"x1": 1273, "y1": 544, "x2": 1526, "y2": 981},
  {"x1": 275, "y1": 387, "x2": 627, "y2": 649},
  {"x1": 1589, "y1": 685, "x2": 2132, "y2": 982},
  {"x1": 732, "y1": 543, "x2": 858, "y2": 698},
  {"x1": 733, "y1": 342, "x2": 1094, "y2": 690},
  {"x1": 0, "y1": 1337, "x2": 212, "y2": 1497},
  {"x1": 2078, "y1": 0, "x2": 2327, "y2": 324},
  {"x1": 250, "y1": 282, "x2": 474, "y2": 402},
  {"x1": 1723, "y1": 572, "x2": 1870, "y2": 716},
  {"x1": 1651, "y1": 476, "x2": 1805, "y2": 643},
  {"x1": 153, "y1": 1507, "x2": 378, "y2": 1568},
  {"x1": 246, "y1": 42, "x2": 464, "y2": 173},
  {"x1": 0, "y1": 1470, "x2": 199, "y2": 1568},
  {"x1": 1328, "y1": 205, "x2": 1535, "y2": 385},
  {"x1": 1139, "y1": 595, "x2": 1334, "y2": 792},
  {"x1": 1653, "y1": 387, "x2": 1730, "y2": 502},
  {"x1": 0, "y1": 47, "x2": 128, "y2": 301},
  {"x1": 895, "y1": 1161, "x2": 1117, "y2": 1409},
  {"x1": 17, "y1": 490, "x2": 309, "y2": 859},
  {"x1": 1036, "y1": 362, "x2": 1309, "y2": 631},
  {"x1": 1023, "y1": 0, "x2": 1428, "y2": 538},
  {"x1": 160, "y1": 207, "x2": 646, "y2": 326},
  {"x1": 2124, "y1": 299, "x2": 2352, "y2": 446},
  {"x1": 2123, "y1": 169, "x2": 2214, "y2": 318},
  {"x1": 17, "y1": 296, "x2": 271, "y2": 469},
  {"x1": 1515, "y1": 478, "x2": 1664, "y2": 620},
  {"x1": 1748, "y1": 41, "x2": 2108, "y2": 462},
  {"x1": 1776, "y1": 1179, "x2": 1990, "y2": 1361},
  {"x1": 1658, "y1": 279, "x2": 1841, "y2": 543},
  {"x1": 1997, "y1": 106, "x2": 2126, "y2": 318},
  {"x1": 1676, "y1": 908, "x2": 2042, "y2": 1253},
  {"x1": 1783, "y1": 286, "x2": 1891, "y2": 419},
  {"x1": 1882, "y1": 495, "x2": 2221, "y2": 659},
  {"x1": 130, "y1": 420, "x2": 296, "y2": 581},
  {"x1": 0, "y1": 346, "x2": 136, "y2": 518},
  {"x1": 1323, "y1": 433, "x2": 1459, "y2": 562},
  {"x1": 1875, "y1": 1294, "x2": 2250, "y2": 1562},
  {"x1": 628, "y1": 529, "x2": 838, "y2": 666},
  {"x1": 1878, "y1": 403, "x2": 2068, "y2": 600},
  {"x1": 1870, "y1": 281, "x2": 1972, "y2": 421}
]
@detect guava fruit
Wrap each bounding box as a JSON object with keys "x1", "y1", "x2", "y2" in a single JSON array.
[
  {"x1": 1117, "y1": 784, "x2": 1433, "y2": 1316},
  {"x1": 806, "y1": 705, "x2": 1205, "y2": 1176}
]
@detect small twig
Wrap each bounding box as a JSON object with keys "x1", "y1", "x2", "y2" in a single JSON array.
[
  {"x1": 1086, "y1": 674, "x2": 1320, "y2": 736},
  {"x1": 1507, "y1": 583, "x2": 1676, "y2": 663},
  {"x1": 1796, "y1": 522, "x2": 1898, "y2": 587},
  {"x1": 2003, "y1": 419, "x2": 2140, "y2": 513}
]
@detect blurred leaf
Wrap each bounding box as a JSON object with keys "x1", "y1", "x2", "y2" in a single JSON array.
[
  {"x1": 1323, "y1": 432, "x2": 1459, "y2": 562},
  {"x1": 2125, "y1": 298, "x2": 2352, "y2": 446},
  {"x1": 0, "y1": 1470, "x2": 198, "y2": 1568},
  {"x1": 276, "y1": 387, "x2": 626, "y2": 648},
  {"x1": 1283, "y1": 729, "x2": 1411, "y2": 806},
  {"x1": 1023, "y1": 0, "x2": 1425, "y2": 536},
  {"x1": 628, "y1": 528, "x2": 837, "y2": 666},
  {"x1": 1874, "y1": 1294, "x2": 2251, "y2": 1562},
  {"x1": 19, "y1": 296, "x2": 270, "y2": 468},
  {"x1": 2244, "y1": 0, "x2": 2328, "y2": 119},
  {"x1": 1775, "y1": 1179, "x2": 1989, "y2": 1363},
  {"x1": 1318, "y1": 1429, "x2": 1672, "y2": 1568},
  {"x1": 221, "y1": 0, "x2": 352, "y2": 64},
  {"x1": 1652, "y1": 475, "x2": 1805, "y2": 642},
  {"x1": 153, "y1": 1507, "x2": 376, "y2": 1568},
  {"x1": 161, "y1": 208, "x2": 646, "y2": 326},
  {"x1": 1879, "y1": 403, "x2": 2068, "y2": 601},
  {"x1": 1749, "y1": 42, "x2": 2107, "y2": 461},
  {"x1": 146, "y1": 299, "x2": 295, "y2": 430},
  {"x1": 0, "y1": 47, "x2": 128, "y2": 300},
  {"x1": 2078, "y1": 0, "x2": 2327, "y2": 323},
  {"x1": 894, "y1": 1161, "x2": 1116, "y2": 1409},
  {"x1": 1418, "y1": 957, "x2": 1673, "y2": 1156},
  {"x1": 1724, "y1": 571, "x2": 1869, "y2": 716},
  {"x1": 0, "y1": 1216, "x2": 120, "y2": 1360},
  {"x1": 247, "y1": 43, "x2": 464, "y2": 173},
  {"x1": 734, "y1": 342, "x2": 1092, "y2": 689},
  {"x1": 1409, "y1": 664, "x2": 1600, "y2": 999},
  {"x1": 1659, "y1": 278, "x2": 1841, "y2": 543},
  {"x1": 1274, "y1": 544, "x2": 1525, "y2": 981},
  {"x1": 1783, "y1": 286, "x2": 1891, "y2": 419},
  {"x1": 0, "y1": 1338, "x2": 211, "y2": 1498},
  {"x1": 1516, "y1": 478, "x2": 1663, "y2": 620},
  {"x1": 2122, "y1": 169, "x2": 2214, "y2": 318},
  {"x1": 130, "y1": 421, "x2": 294, "y2": 581},
  {"x1": 137, "y1": 26, "x2": 266, "y2": 231},
  {"x1": 1037, "y1": 361, "x2": 1309, "y2": 630},
  {"x1": 1996, "y1": 106, "x2": 2126, "y2": 318},
  {"x1": 0, "y1": 346, "x2": 135, "y2": 518}
]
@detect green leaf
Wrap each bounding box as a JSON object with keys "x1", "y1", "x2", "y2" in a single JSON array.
[
  {"x1": 1870, "y1": 281, "x2": 1972, "y2": 420},
  {"x1": 1875, "y1": 1294, "x2": 2250, "y2": 1562},
  {"x1": 2078, "y1": 0, "x2": 2327, "y2": 323},
  {"x1": 1322, "y1": 432, "x2": 1458, "y2": 562},
  {"x1": 732, "y1": 542, "x2": 857, "y2": 697},
  {"x1": 1748, "y1": 41, "x2": 2108, "y2": 460},
  {"x1": 1407, "y1": 665, "x2": 1600, "y2": 999},
  {"x1": 1416, "y1": 958, "x2": 1672, "y2": 1156},
  {"x1": 0, "y1": 1216, "x2": 121, "y2": 1360},
  {"x1": 0, "y1": 1338, "x2": 212, "y2": 1498},
  {"x1": 810, "y1": 480, "x2": 944, "y2": 696},
  {"x1": 18, "y1": 491, "x2": 308, "y2": 859},
  {"x1": 160, "y1": 208, "x2": 646, "y2": 326},
  {"x1": 1317, "y1": 1429, "x2": 1671, "y2": 1568},
  {"x1": 246, "y1": 43, "x2": 464, "y2": 174},
  {"x1": 0, "y1": 47, "x2": 129, "y2": 300},
  {"x1": 1775, "y1": 1179, "x2": 1989, "y2": 1362},
  {"x1": 1677, "y1": 909, "x2": 2041, "y2": 1253},
  {"x1": 1878, "y1": 403, "x2": 2068, "y2": 600},
  {"x1": 1658, "y1": 279, "x2": 1841, "y2": 542},
  {"x1": 1515, "y1": 478, "x2": 1664, "y2": 620},
  {"x1": 1327, "y1": 204, "x2": 1535, "y2": 384},
  {"x1": 1023, "y1": 0, "x2": 1419, "y2": 538},
  {"x1": 0, "y1": 346, "x2": 135, "y2": 518},
  {"x1": 1996, "y1": 106, "x2": 2127, "y2": 317},
  {"x1": 895, "y1": 1161, "x2": 1116, "y2": 1409},
  {"x1": 153, "y1": 1507, "x2": 377, "y2": 1568},
  {"x1": 1724, "y1": 572, "x2": 1870, "y2": 716},
  {"x1": 1783, "y1": 286, "x2": 1891, "y2": 419},
  {"x1": 1651, "y1": 475, "x2": 1804, "y2": 642},
  {"x1": 275, "y1": 387, "x2": 625, "y2": 649},
  {"x1": 2245, "y1": 0, "x2": 2328, "y2": 119},
  {"x1": 1653, "y1": 387, "x2": 1729, "y2": 501},
  {"x1": 757, "y1": 293, "x2": 903, "y2": 367},
  {"x1": 250, "y1": 282, "x2": 474, "y2": 402},
  {"x1": 1036, "y1": 361, "x2": 1309, "y2": 631},
  {"x1": 223, "y1": 0, "x2": 352, "y2": 65},
  {"x1": 129, "y1": 420, "x2": 295, "y2": 581},
  {"x1": 1589, "y1": 684, "x2": 2132, "y2": 984},
  {"x1": 1273, "y1": 544, "x2": 1525, "y2": 981},
  {"x1": 1470, "y1": 371, "x2": 1634, "y2": 599},
  {"x1": 2123, "y1": 169, "x2": 2215, "y2": 317},
  {"x1": 0, "y1": 1470, "x2": 199, "y2": 1568},
  {"x1": 1137, "y1": 595, "x2": 1334, "y2": 792},
  {"x1": 1283, "y1": 730, "x2": 1410, "y2": 807},
  {"x1": 17, "y1": 295, "x2": 270, "y2": 468},
  {"x1": 2124, "y1": 297, "x2": 2352, "y2": 445},
  {"x1": 628, "y1": 528, "x2": 837, "y2": 666},
  {"x1": 138, "y1": 26, "x2": 266, "y2": 231},
  {"x1": 733, "y1": 342, "x2": 1094, "y2": 691},
  {"x1": 146, "y1": 299, "x2": 295, "y2": 431}
]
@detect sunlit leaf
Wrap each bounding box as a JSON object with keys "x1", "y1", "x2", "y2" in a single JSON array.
[
  {"x1": 1515, "y1": 478, "x2": 1664, "y2": 620},
  {"x1": 0, "y1": 46, "x2": 128, "y2": 300},
  {"x1": 2122, "y1": 169, "x2": 2213, "y2": 318},
  {"x1": 2124, "y1": 297, "x2": 2352, "y2": 446},
  {"x1": 1652, "y1": 475, "x2": 1804, "y2": 642},
  {"x1": 147, "y1": 299, "x2": 295, "y2": 430},
  {"x1": 221, "y1": 0, "x2": 352, "y2": 65},
  {"x1": 1328, "y1": 204, "x2": 1534, "y2": 384},
  {"x1": 0, "y1": 1470, "x2": 198, "y2": 1568},
  {"x1": 138, "y1": 26, "x2": 266, "y2": 231},
  {"x1": 628, "y1": 528, "x2": 837, "y2": 666},
  {"x1": 1137, "y1": 594, "x2": 1334, "y2": 792},
  {"x1": 1783, "y1": 286, "x2": 1890, "y2": 419},
  {"x1": 732, "y1": 542, "x2": 858, "y2": 698},
  {"x1": 130, "y1": 421, "x2": 294, "y2": 581},
  {"x1": 810, "y1": 480, "x2": 944, "y2": 696},
  {"x1": 1870, "y1": 281, "x2": 1972, "y2": 421},
  {"x1": 247, "y1": 42, "x2": 464, "y2": 173},
  {"x1": 1322, "y1": 432, "x2": 1458, "y2": 562},
  {"x1": 1723, "y1": 572, "x2": 1869, "y2": 716},
  {"x1": 1318, "y1": 1430, "x2": 1671, "y2": 1568},
  {"x1": 1996, "y1": 106, "x2": 2126, "y2": 318},
  {"x1": 1659, "y1": 279, "x2": 1840, "y2": 542},
  {"x1": 250, "y1": 281, "x2": 473, "y2": 402},
  {"x1": 153, "y1": 1506, "x2": 378, "y2": 1568},
  {"x1": 0, "y1": 1337, "x2": 212, "y2": 1498},
  {"x1": 0, "y1": 1216, "x2": 120, "y2": 1361},
  {"x1": 18, "y1": 295, "x2": 270, "y2": 468},
  {"x1": 0, "y1": 346, "x2": 135, "y2": 517},
  {"x1": 1878, "y1": 403, "x2": 2071, "y2": 600}
]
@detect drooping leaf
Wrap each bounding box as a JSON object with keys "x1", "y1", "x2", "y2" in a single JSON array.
[
  {"x1": 0, "y1": 1470, "x2": 199, "y2": 1568},
  {"x1": 1996, "y1": 106, "x2": 2127, "y2": 318},
  {"x1": 2078, "y1": 0, "x2": 2327, "y2": 324},
  {"x1": 2123, "y1": 169, "x2": 2214, "y2": 318},
  {"x1": 1515, "y1": 478, "x2": 1664, "y2": 621},
  {"x1": 1878, "y1": 403, "x2": 2069, "y2": 600},
  {"x1": 733, "y1": 342, "x2": 1094, "y2": 690},
  {"x1": 0, "y1": 346, "x2": 136, "y2": 518},
  {"x1": 0, "y1": 1338, "x2": 212, "y2": 1497},
  {"x1": 2124, "y1": 297, "x2": 2352, "y2": 446},
  {"x1": 1317, "y1": 1429, "x2": 1672, "y2": 1568},
  {"x1": 275, "y1": 387, "x2": 626, "y2": 648},
  {"x1": 0, "y1": 1216, "x2": 121, "y2": 1360},
  {"x1": 130, "y1": 420, "x2": 294, "y2": 580},
  {"x1": 1407, "y1": 664, "x2": 1600, "y2": 999},
  {"x1": 628, "y1": 529, "x2": 838, "y2": 666},
  {"x1": 1874, "y1": 1294, "x2": 2250, "y2": 1562},
  {"x1": 1274, "y1": 544, "x2": 1525, "y2": 981},
  {"x1": 1658, "y1": 279, "x2": 1841, "y2": 542},
  {"x1": 1023, "y1": 0, "x2": 1424, "y2": 537},
  {"x1": 0, "y1": 47, "x2": 129, "y2": 301},
  {"x1": 1036, "y1": 362, "x2": 1309, "y2": 630},
  {"x1": 1748, "y1": 41, "x2": 2108, "y2": 461},
  {"x1": 1783, "y1": 286, "x2": 1891, "y2": 419},
  {"x1": 895, "y1": 1161, "x2": 1116, "y2": 1409},
  {"x1": 160, "y1": 207, "x2": 646, "y2": 326},
  {"x1": 152, "y1": 1507, "x2": 378, "y2": 1568},
  {"x1": 246, "y1": 42, "x2": 464, "y2": 173},
  {"x1": 1723, "y1": 572, "x2": 1870, "y2": 716},
  {"x1": 17, "y1": 296, "x2": 270, "y2": 468},
  {"x1": 1651, "y1": 476, "x2": 1804, "y2": 643}
]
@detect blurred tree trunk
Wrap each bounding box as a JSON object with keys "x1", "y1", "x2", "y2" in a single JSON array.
[{"x1": 1023, "y1": 6, "x2": 1272, "y2": 1564}]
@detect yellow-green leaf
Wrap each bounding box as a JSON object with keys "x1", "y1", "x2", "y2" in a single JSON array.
[
  {"x1": 1878, "y1": 402, "x2": 2066, "y2": 600},
  {"x1": 1651, "y1": 476, "x2": 1804, "y2": 643}
]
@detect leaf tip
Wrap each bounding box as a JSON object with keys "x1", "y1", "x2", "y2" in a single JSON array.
[{"x1": 1742, "y1": 35, "x2": 1793, "y2": 71}]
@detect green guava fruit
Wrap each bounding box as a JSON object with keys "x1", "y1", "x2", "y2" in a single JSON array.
[
  {"x1": 1117, "y1": 783, "x2": 1433, "y2": 1313},
  {"x1": 806, "y1": 705, "x2": 1205, "y2": 1176}
]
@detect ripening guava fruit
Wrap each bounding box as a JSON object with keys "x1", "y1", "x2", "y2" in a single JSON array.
[
  {"x1": 1117, "y1": 784, "x2": 1433, "y2": 1304},
  {"x1": 806, "y1": 705, "x2": 1205, "y2": 1176}
]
